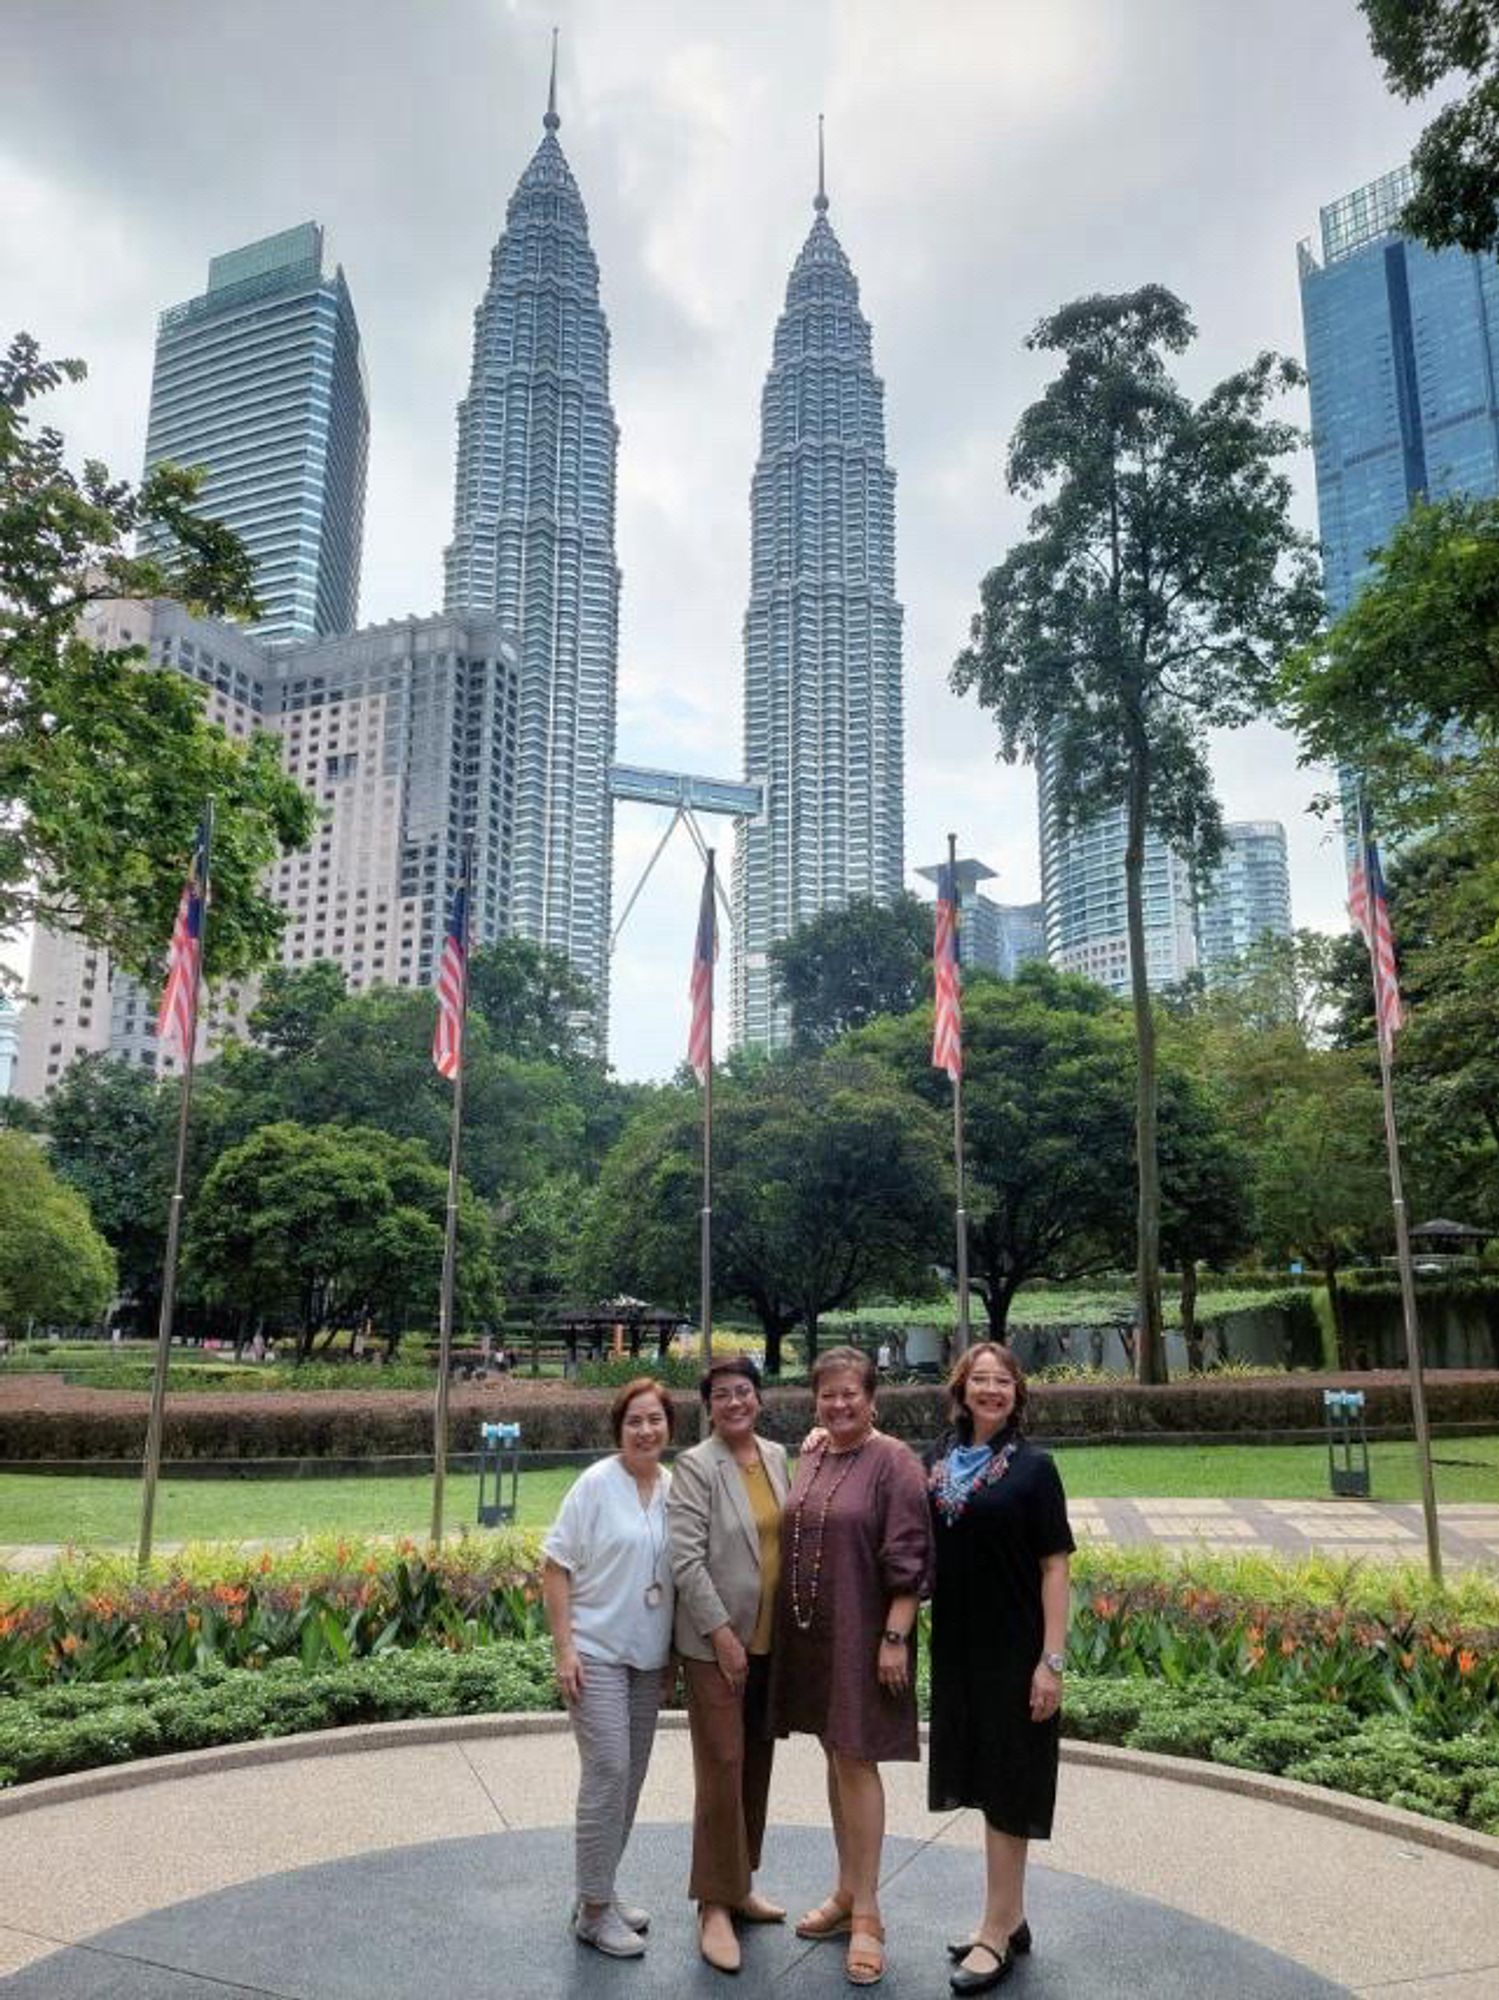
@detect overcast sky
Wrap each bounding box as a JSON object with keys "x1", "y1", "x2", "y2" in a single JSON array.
[{"x1": 3, "y1": 0, "x2": 1443, "y2": 1079}]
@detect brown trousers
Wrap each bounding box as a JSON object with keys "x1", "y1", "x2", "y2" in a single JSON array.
[{"x1": 683, "y1": 1651, "x2": 775, "y2": 1906}]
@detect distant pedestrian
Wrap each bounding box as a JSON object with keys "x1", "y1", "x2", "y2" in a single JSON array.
[{"x1": 543, "y1": 1378, "x2": 676, "y2": 1961}]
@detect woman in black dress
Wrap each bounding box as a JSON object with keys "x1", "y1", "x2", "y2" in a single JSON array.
[{"x1": 926, "y1": 1343, "x2": 1073, "y2": 1996}]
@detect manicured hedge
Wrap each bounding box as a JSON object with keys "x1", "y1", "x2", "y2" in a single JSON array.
[
  {"x1": 5, "y1": 1369, "x2": 1499, "y2": 1462},
  {"x1": 2, "y1": 1646, "x2": 1495, "y2": 1832}
]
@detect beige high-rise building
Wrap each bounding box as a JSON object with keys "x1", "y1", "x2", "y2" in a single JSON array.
[{"x1": 15, "y1": 601, "x2": 519, "y2": 1099}]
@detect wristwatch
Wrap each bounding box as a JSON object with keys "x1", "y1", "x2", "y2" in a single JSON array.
[
  {"x1": 882, "y1": 1629, "x2": 908, "y2": 1646},
  {"x1": 1042, "y1": 1650, "x2": 1066, "y2": 1674}
]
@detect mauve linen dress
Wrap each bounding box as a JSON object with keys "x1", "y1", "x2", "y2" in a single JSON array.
[{"x1": 768, "y1": 1433, "x2": 931, "y2": 1761}]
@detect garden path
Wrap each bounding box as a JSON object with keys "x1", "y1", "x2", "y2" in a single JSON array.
[{"x1": 5, "y1": 1495, "x2": 1498, "y2": 1572}]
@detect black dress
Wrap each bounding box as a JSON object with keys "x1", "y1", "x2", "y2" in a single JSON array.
[{"x1": 924, "y1": 1430, "x2": 1075, "y2": 1839}]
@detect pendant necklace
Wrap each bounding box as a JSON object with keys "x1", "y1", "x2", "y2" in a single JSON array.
[
  {"x1": 789, "y1": 1442, "x2": 864, "y2": 1632},
  {"x1": 639, "y1": 1478, "x2": 666, "y2": 1610}
]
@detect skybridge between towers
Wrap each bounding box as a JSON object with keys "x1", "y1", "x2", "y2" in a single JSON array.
[{"x1": 607, "y1": 762, "x2": 764, "y2": 951}]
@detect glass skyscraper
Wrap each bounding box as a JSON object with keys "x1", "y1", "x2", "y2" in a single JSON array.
[
  {"x1": 733, "y1": 152, "x2": 905, "y2": 1049},
  {"x1": 1195, "y1": 820, "x2": 1292, "y2": 979},
  {"x1": 1300, "y1": 164, "x2": 1499, "y2": 618},
  {"x1": 143, "y1": 222, "x2": 369, "y2": 646},
  {"x1": 1037, "y1": 769, "x2": 1199, "y2": 997},
  {"x1": 443, "y1": 67, "x2": 620, "y2": 1039}
]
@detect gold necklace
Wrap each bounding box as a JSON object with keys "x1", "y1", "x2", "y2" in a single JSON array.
[{"x1": 788, "y1": 1443, "x2": 864, "y2": 1632}]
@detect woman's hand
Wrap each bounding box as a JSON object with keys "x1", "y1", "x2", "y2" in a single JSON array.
[
  {"x1": 554, "y1": 1645, "x2": 585, "y2": 1706},
  {"x1": 711, "y1": 1622, "x2": 748, "y2": 1692},
  {"x1": 800, "y1": 1424, "x2": 829, "y2": 1454},
  {"x1": 1029, "y1": 1658, "x2": 1062, "y2": 1722},
  {"x1": 877, "y1": 1636, "x2": 909, "y2": 1693}
]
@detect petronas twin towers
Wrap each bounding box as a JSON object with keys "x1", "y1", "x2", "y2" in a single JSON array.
[{"x1": 451, "y1": 63, "x2": 903, "y2": 1050}]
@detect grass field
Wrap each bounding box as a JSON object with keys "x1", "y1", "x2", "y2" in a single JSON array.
[{"x1": 1, "y1": 1437, "x2": 1495, "y2": 1549}]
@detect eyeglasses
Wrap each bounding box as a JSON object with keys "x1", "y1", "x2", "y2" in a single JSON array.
[{"x1": 709, "y1": 1384, "x2": 758, "y2": 1405}]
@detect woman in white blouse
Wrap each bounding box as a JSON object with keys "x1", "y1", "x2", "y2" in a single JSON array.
[{"x1": 543, "y1": 1377, "x2": 677, "y2": 1961}]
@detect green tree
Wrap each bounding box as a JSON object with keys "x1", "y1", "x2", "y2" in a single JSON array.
[
  {"x1": 769, "y1": 893, "x2": 931, "y2": 1048},
  {"x1": 952, "y1": 288, "x2": 1321, "y2": 1379},
  {"x1": 187, "y1": 1122, "x2": 498, "y2": 1357},
  {"x1": 1280, "y1": 495, "x2": 1499, "y2": 837},
  {"x1": 1360, "y1": 0, "x2": 1499, "y2": 254},
  {"x1": 1251, "y1": 1054, "x2": 1392, "y2": 1367},
  {"x1": 1, "y1": 334, "x2": 316, "y2": 979},
  {"x1": 1156, "y1": 1064, "x2": 1256, "y2": 1369},
  {"x1": 246, "y1": 961, "x2": 349, "y2": 1059},
  {"x1": 467, "y1": 936, "x2": 597, "y2": 1064},
  {"x1": 43, "y1": 1055, "x2": 173, "y2": 1317},
  {"x1": 854, "y1": 966, "x2": 1136, "y2": 1334},
  {"x1": 0, "y1": 1129, "x2": 116, "y2": 1329},
  {"x1": 579, "y1": 1058, "x2": 948, "y2": 1372}
]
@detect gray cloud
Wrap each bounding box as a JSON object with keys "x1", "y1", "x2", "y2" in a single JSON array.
[{"x1": 2, "y1": 0, "x2": 1439, "y2": 1075}]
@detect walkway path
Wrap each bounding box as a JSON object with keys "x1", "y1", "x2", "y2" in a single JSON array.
[
  {"x1": 3, "y1": 1498, "x2": 1497, "y2": 1572},
  {"x1": 1, "y1": 1717, "x2": 1496, "y2": 1997}
]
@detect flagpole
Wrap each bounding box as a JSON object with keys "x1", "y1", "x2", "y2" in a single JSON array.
[
  {"x1": 1356, "y1": 797, "x2": 1442, "y2": 1587},
  {"x1": 948, "y1": 834, "x2": 972, "y2": 1356},
  {"x1": 699, "y1": 848, "x2": 715, "y2": 1370},
  {"x1": 138, "y1": 799, "x2": 213, "y2": 1571},
  {"x1": 431, "y1": 838, "x2": 473, "y2": 1547}
]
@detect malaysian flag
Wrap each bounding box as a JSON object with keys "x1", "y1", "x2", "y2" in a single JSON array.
[
  {"x1": 1348, "y1": 837, "x2": 1404, "y2": 1055},
  {"x1": 155, "y1": 820, "x2": 209, "y2": 1061},
  {"x1": 932, "y1": 861, "x2": 962, "y2": 1081},
  {"x1": 688, "y1": 857, "x2": 716, "y2": 1086},
  {"x1": 432, "y1": 855, "x2": 471, "y2": 1081}
]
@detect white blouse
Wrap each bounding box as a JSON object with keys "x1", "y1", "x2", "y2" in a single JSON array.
[{"x1": 543, "y1": 1456, "x2": 674, "y2": 1669}]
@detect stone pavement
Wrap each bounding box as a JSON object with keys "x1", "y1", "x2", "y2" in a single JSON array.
[
  {"x1": 4, "y1": 1497, "x2": 1498, "y2": 1573},
  {"x1": 0, "y1": 1717, "x2": 1496, "y2": 1998}
]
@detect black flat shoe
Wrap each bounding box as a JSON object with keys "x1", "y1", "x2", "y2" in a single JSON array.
[
  {"x1": 946, "y1": 1922, "x2": 1030, "y2": 1962},
  {"x1": 950, "y1": 1943, "x2": 1013, "y2": 1996}
]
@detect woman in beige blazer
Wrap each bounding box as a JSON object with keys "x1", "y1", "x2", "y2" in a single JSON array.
[{"x1": 668, "y1": 1354, "x2": 791, "y2": 1974}]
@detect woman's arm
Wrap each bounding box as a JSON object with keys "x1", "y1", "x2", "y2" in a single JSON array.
[
  {"x1": 667, "y1": 1449, "x2": 745, "y2": 1684},
  {"x1": 1029, "y1": 1552, "x2": 1070, "y2": 1721},
  {"x1": 877, "y1": 1590, "x2": 919, "y2": 1692},
  {"x1": 542, "y1": 1557, "x2": 584, "y2": 1705}
]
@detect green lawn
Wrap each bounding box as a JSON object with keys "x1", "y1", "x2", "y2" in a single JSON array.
[{"x1": 1, "y1": 1437, "x2": 1495, "y2": 1549}]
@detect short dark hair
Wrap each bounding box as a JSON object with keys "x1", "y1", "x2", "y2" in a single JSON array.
[
  {"x1": 699, "y1": 1353, "x2": 763, "y2": 1407},
  {"x1": 609, "y1": 1376, "x2": 676, "y2": 1445},
  {"x1": 946, "y1": 1342, "x2": 1028, "y2": 1441},
  {"x1": 809, "y1": 1344, "x2": 877, "y2": 1396}
]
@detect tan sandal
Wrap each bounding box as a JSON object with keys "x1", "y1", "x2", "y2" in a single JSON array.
[
  {"x1": 794, "y1": 1894, "x2": 852, "y2": 1939},
  {"x1": 845, "y1": 1914, "x2": 885, "y2": 1986}
]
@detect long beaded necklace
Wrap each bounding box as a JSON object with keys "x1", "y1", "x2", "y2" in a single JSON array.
[
  {"x1": 788, "y1": 1443, "x2": 865, "y2": 1631},
  {"x1": 638, "y1": 1476, "x2": 667, "y2": 1610}
]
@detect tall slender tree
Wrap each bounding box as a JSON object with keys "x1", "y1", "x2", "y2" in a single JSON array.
[{"x1": 953, "y1": 289, "x2": 1320, "y2": 1379}]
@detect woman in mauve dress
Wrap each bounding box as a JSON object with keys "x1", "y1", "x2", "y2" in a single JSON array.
[{"x1": 768, "y1": 1344, "x2": 931, "y2": 1988}]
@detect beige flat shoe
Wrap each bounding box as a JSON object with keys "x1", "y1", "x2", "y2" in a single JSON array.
[
  {"x1": 699, "y1": 1905, "x2": 742, "y2": 1975},
  {"x1": 795, "y1": 1894, "x2": 853, "y2": 1940},
  {"x1": 736, "y1": 1892, "x2": 786, "y2": 1924}
]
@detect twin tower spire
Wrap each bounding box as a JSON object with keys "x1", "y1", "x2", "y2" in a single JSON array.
[{"x1": 446, "y1": 43, "x2": 901, "y2": 1053}]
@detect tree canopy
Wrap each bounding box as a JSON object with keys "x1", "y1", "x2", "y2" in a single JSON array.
[
  {"x1": 1361, "y1": 0, "x2": 1499, "y2": 254},
  {"x1": 578, "y1": 1056, "x2": 949, "y2": 1371},
  {"x1": 952, "y1": 287, "x2": 1320, "y2": 1378},
  {"x1": 768, "y1": 893, "x2": 931, "y2": 1048},
  {"x1": 0, "y1": 1129, "x2": 117, "y2": 1329},
  {"x1": 1, "y1": 334, "x2": 316, "y2": 981}
]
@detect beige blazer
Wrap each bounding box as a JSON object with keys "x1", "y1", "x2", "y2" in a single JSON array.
[{"x1": 667, "y1": 1429, "x2": 790, "y2": 1660}]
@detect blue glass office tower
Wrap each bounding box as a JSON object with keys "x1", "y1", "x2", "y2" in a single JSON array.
[
  {"x1": 1300, "y1": 165, "x2": 1499, "y2": 619},
  {"x1": 733, "y1": 149, "x2": 905, "y2": 1049},
  {"x1": 143, "y1": 223, "x2": 368, "y2": 645},
  {"x1": 443, "y1": 64, "x2": 620, "y2": 1036}
]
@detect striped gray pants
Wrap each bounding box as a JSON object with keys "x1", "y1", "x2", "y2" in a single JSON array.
[{"x1": 569, "y1": 1659, "x2": 662, "y2": 1905}]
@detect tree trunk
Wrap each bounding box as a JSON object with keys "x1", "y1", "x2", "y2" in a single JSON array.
[
  {"x1": 1124, "y1": 748, "x2": 1167, "y2": 1382},
  {"x1": 761, "y1": 1312, "x2": 794, "y2": 1379},
  {"x1": 1323, "y1": 1251, "x2": 1350, "y2": 1371},
  {"x1": 804, "y1": 1310, "x2": 820, "y2": 1369},
  {"x1": 1181, "y1": 1261, "x2": 1203, "y2": 1373}
]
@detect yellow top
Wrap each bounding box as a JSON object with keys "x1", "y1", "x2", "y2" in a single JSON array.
[{"x1": 740, "y1": 1457, "x2": 781, "y2": 1655}]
